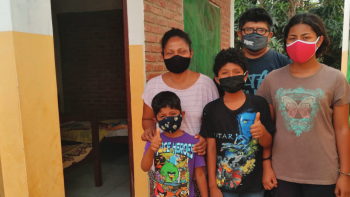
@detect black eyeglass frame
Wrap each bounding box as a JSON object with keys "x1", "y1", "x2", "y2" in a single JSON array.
[{"x1": 241, "y1": 28, "x2": 270, "y2": 35}]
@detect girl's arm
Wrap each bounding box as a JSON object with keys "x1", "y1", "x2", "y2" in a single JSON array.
[
  {"x1": 142, "y1": 102, "x2": 156, "y2": 141},
  {"x1": 206, "y1": 137, "x2": 222, "y2": 197},
  {"x1": 333, "y1": 104, "x2": 350, "y2": 197},
  {"x1": 195, "y1": 167, "x2": 208, "y2": 197}
]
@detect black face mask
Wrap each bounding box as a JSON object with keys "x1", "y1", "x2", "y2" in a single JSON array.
[
  {"x1": 164, "y1": 55, "x2": 191, "y2": 74},
  {"x1": 218, "y1": 73, "x2": 246, "y2": 93}
]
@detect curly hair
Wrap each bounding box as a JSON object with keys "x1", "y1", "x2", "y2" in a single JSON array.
[
  {"x1": 213, "y1": 48, "x2": 248, "y2": 77},
  {"x1": 283, "y1": 12, "x2": 330, "y2": 58},
  {"x1": 239, "y1": 8, "x2": 273, "y2": 30},
  {"x1": 161, "y1": 28, "x2": 192, "y2": 55}
]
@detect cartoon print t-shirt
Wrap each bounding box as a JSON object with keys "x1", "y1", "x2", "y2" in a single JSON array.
[
  {"x1": 200, "y1": 94, "x2": 275, "y2": 193},
  {"x1": 144, "y1": 132, "x2": 205, "y2": 197},
  {"x1": 256, "y1": 64, "x2": 350, "y2": 185}
]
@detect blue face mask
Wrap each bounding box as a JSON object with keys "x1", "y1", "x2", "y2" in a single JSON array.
[{"x1": 157, "y1": 113, "x2": 183, "y2": 133}]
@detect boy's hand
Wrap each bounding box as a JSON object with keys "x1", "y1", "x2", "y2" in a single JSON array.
[
  {"x1": 150, "y1": 128, "x2": 162, "y2": 152},
  {"x1": 210, "y1": 187, "x2": 223, "y2": 197},
  {"x1": 250, "y1": 112, "x2": 267, "y2": 139},
  {"x1": 193, "y1": 135, "x2": 207, "y2": 155},
  {"x1": 142, "y1": 127, "x2": 156, "y2": 142},
  {"x1": 262, "y1": 165, "x2": 278, "y2": 190}
]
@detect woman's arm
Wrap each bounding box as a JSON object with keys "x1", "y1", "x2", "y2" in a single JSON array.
[
  {"x1": 333, "y1": 104, "x2": 350, "y2": 197},
  {"x1": 195, "y1": 167, "x2": 208, "y2": 197},
  {"x1": 142, "y1": 102, "x2": 156, "y2": 141},
  {"x1": 207, "y1": 137, "x2": 222, "y2": 197},
  {"x1": 193, "y1": 135, "x2": 207, "y2": 155}
]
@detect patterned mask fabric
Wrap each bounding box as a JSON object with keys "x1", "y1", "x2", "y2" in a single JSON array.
[{"x1": 157, "y1": 114, "x2": 183, "y2": 133}]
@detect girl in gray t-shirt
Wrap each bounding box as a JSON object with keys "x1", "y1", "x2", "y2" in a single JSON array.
[{"x1": 257, "y1": 13, "x2": 350, "y2": 197}]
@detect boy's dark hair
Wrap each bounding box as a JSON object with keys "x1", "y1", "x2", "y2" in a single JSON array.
[
  {"x1": 283, "y1": 12, "x2": 330, "y2": 58},
  {"x1": 239, "y1": 8, "x2": 273, "y2": 30},
  {"x1": 151, "y1": 91, "x2": 182, "y2": 117},
  {"x1": 213, "y1": 48, "x2": 248, "y2": 77},
  {"x1": 161, "y1": 28, "x2": 192, "y2": 55}
]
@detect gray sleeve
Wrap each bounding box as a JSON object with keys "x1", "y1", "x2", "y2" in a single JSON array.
[
  {"x1": 256, "y1": 73, "x2": 273, "y2": 104},
  {"x1": 333, "y1": 71, "x2": 350, "y2": 106}
]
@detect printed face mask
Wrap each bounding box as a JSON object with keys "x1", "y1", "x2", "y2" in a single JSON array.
[
  {"x1": 286, "y1": 37, "x2": 320, "y2": 64},
  {"x1": 218, "y1": 73, "x2": 246, "y2": 93},
  {"x1": 241, "y1": 33, "x2": 268, "y2": 52},
  {"x1": 157, "y1": 113, "x2": 183, "y2": 133},
  {"x1": 164, "y1": 55, "x2": 191, "y2": 74}
]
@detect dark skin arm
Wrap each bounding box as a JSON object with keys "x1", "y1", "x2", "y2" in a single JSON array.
[
  {"x1": 333, "y1": 104, "x2": 350, "y2": 197},
  {"x1": 141, "y1": 102, "x2": 156, "y2": 142},
  {"x1": 195, "y1": 167, "x2": 208, "y2": 197},
  {"x1": 207, "y1": 137, "x2": 222, "y2": 197},
  {"x1": 141, "y1": 102, "x2": 207, "y2": 155},
  {"x1": 250, "y1": 112, "x2": 272, "y2": 148},
  {"x1": 141, "y1": 128, "x2": 162, "y2": 172},
  {"x1": 262, "y1": 104, "x2": 277, "y2": 190}
]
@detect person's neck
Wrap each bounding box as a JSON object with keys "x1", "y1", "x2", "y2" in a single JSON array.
[
  {"x1": 168, "y1": 69, "x2": 191, "y2": 84},
  {"x1": 163, "y1": 129, "x2": 184, "y2": 138},
  {"x1": 289, "y1": 57, "x2": 321, "y2": 78},
  {"x1": 223, "y1": 90, "x2": 246, "y2": 111},
  {"x1": 243, "y1": 47, "x2": 269, "y2": 59}
]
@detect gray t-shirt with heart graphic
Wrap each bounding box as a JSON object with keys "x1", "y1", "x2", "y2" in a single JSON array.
[{"x1": 256, "y1": 64, "x2": 350, "y2": 185}]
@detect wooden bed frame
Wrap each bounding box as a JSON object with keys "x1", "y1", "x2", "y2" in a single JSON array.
[{"x1": 60, "y1": 109, "x2": 102, "y2": 187}]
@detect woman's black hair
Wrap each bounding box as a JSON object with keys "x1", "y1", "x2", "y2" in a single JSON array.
[
  {"x1": 239, "y1": 8, "x2": 273, "y2": 30},
  {"x1": 213, "y1": 48, "x2": 248, "y2": 77},
  {"x1": 151, "y1": 91, "x2": 182, "y2": 117},
  {"x1": 283, "y1": 12, "x2": 330, "y2": 58},
  {"x1": 161, "y1": 28, "x2": 192, "y2": 55}
]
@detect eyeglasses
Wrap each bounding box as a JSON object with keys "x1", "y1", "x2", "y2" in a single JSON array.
[{"x1": 241, "y1": 28, "x2": 269, "y2": 35}]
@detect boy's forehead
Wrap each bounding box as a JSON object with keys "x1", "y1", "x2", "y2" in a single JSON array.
[
  {"x1": 242, "y1": 21, "x2": 269, "y2": 29},
  {"x1": 220, "y1": 63, "x2": 244, "y2": 71},
  {"x1": 159, "y1": 106, "x2": 180, "y2": 113}
]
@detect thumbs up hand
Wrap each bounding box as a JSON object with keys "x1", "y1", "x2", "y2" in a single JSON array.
[
  {"x1": 150, "y1": 128, "x2": 163, "y2": 152},
  {"x1": 250, "y1": 112, "x2": 266, "y2": 139}
]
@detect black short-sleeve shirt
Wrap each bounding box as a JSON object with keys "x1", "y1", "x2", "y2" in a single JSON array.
[{"x1": 200, "y1": 94, "x2": 275, "y2": 193}]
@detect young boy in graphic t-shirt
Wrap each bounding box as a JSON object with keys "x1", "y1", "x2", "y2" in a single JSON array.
[
  {"x1": 200, "y1": 48, "x2": 275, "y2": 197},
  {"x1": 141, "y1": 91, "x2": 208, "y2": 197}
]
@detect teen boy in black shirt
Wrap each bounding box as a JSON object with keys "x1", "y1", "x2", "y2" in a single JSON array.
[{"x1": 201, "y1": 48, "x2": 275, "y2": 197}]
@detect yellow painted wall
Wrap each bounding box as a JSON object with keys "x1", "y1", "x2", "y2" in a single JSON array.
[
  {"x1": 0, "y1": 31, "x2": 30, "y2": 197},
  {"x1": 129, "y1": 45, "x2": 148, "y2": 196},
  {"x1": 0, "y1": 31, "x2": 65, "y2": 196}
]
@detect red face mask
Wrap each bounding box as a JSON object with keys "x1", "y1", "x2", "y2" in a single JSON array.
[{"x1": 286, "y1": 37, "x2": 320, "y2": 64}]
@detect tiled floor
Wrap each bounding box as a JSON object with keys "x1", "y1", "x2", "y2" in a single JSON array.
[{"x1": 64, "y1": 143, "x2": 131, "y2": 197}]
